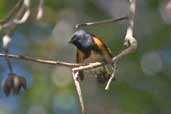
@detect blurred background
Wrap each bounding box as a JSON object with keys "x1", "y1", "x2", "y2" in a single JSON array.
[{"x1": 0, "y1": 0, "x2": 171, "y2": 114}]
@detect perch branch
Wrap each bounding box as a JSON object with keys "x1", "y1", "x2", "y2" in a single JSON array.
[{"x1": 0, "y1": 53, "x2": 81, "y2": 67}]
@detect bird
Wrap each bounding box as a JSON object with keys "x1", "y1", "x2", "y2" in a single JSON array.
[{"x1": 69, "y1": 30, "x2": 114, "y2": 83}]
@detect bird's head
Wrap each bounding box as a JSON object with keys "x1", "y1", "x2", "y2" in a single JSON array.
[{"x1": 69, "y1": 30, "x2": 93, "y2": 51}]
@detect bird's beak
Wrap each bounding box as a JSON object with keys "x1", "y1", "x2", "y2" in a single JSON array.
[
  {"x1": 68, "y1": 36, "x2": 75, "y2": 44},
  {"x1": 68, "y1": 39, "x2": 73, "y2": 44}
]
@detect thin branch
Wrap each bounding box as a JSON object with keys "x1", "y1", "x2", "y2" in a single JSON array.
[
  {"x1": 124, "y1": 0, "x2": 137, "y2": 47},
  {"x1": 105, "y1": 63, "x2": 116, "y2": 90},
  {"x1": 13, "y1": 8, "x2": 30, "y2": 24},
  {"x1": 4, "y1": 50, "x2": 13, "y2": 73},
  {"x1": 0, "y1": 53, "x2": 81, "y2": 67},
  {"x1": 72, "y1": 71, "x2": 86, "y2": 114},
  {"x1": 2, "y1": 35, "x2": 13, "y2": 73},
  {"x1": 37, "y1": 0, "x2": 44, "y2": 20},
  {"x1": 0, "y1": 0, "x2": 23, "y2": 25},
  {"x1": 13, "y1": 0, "x2": 31, "y2": 24},
  {"x1": 0, "y1": 0, "x2": 30, "y2": 31},
  {"x1": 75, "y1": 16, "x2": 128, "y2": 29}
]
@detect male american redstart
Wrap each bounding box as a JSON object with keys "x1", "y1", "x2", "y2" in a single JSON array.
[{"x1": 69, "y1": 30, "x2": 114, "y2": 83}]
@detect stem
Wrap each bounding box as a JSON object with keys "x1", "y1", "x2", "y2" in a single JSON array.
[
  {"x1": 72, "y1": 71, "x2": 86, "y2": 114},
  {"x1": 4, "y1": 49, "x2": 13, "y2": 73}
]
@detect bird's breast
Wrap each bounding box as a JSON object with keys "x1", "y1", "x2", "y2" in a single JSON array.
[{"x1": 83, "y1": 50, "x2": 104, "y2": 63}]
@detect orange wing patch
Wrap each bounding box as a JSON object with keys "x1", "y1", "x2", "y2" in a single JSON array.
[
  {"x1": 76, "y1": 50, "x2": 86, "y2": 63},
  {"x1": 93, "y1": 36, "x2": 112, "y2": 55},
  {"x1": 93, "y1": 36, "x2": 104, "y2": 48},
  {"x1": 93, "y1": 36, "x2": 113, "y2": 63}
]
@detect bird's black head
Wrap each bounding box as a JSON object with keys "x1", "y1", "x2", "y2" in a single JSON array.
[{"x1": 69, "y1": 30, "x2": 94, "y2": 51}]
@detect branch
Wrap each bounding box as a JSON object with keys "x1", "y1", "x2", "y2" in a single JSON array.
[
  {"x1": 0, "y1": 0, "x2": 30, "y2": 31},
  {"x1": 0, "y1": 53, "x2": 81, "y2": 67},
  {"x1": 105, "y1": 63, "x2": 117, "y2": 90},
  {"x1": 0, "y1": 0, "x2": 23, "y2": 26},
  {"x1": 75, "y1": 16, "x2": 128, "y2": 29},
  {"x1": 13, "y1": 0, "x2": 31, "y2": 24},
  {"x1": 37, "y1": 0, "x2": 44, "y2": 20},
  {"x1": 124, "y1": 0, "x2": 137, "y2": 48},
  {"x1": 72, "y1": 71, "x2": 86, "y2": 114}
]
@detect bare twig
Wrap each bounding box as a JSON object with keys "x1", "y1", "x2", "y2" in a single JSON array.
[
  {"x1": 13, "y1": 0, "x2": 31, "y2": 24},
  {"x1": 0, "y1": 0, "x2": 23, "y2": 26},
  {"x1": 75, "y1": 16, "x2": 128, "y2": 29},
  {"x1": 0, "y1": 0, "x2": 30, "y2": 31},
  {"x1": 13, "y1": 8, "x2": 30, "y2": 24},
  {"x1": 124, "y1": 0, "x2": 137, "y2": 47},
  {"x1": 105, "y1": 63, "x2": 117, "y2": 90},
  {"x1": 37, "y1": 0, "x2": 44, "y2": 20},
  {"x1": 0, "y1": 53, "x2": 81, "y2": 67},
  {"x1": 2, "y1": 35, "x2": 13, "y2": 73},
  {"x1": 72, "y1": 71, "x2": 86, "y2": 114}
]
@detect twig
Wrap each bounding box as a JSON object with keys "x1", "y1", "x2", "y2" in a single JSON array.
[
  {"x1": 75, "y1": 16, "x2": 128, "y2": 29},
  {"x1": 13, "y1": 8, "x2": 30, "y2": 24},
  {"x1": 72, "y1": 71, "x2": 86, "y2": 114},
  {"x1": 124, "y1": 0, "x2": 137, "y2": 47},
  {"x1": 0, "y1": 53, "x2": 81, "y2": 67},
  {"x1": 0, "y1": 0, "x2": 23, "y2": 25},
  {"x1": 105, "y1": 63, "x2": 117, "y2": 90},
  {"x1": 4, "y1": 50, "x2": 13, "y2": 73},
  {"x1": 0, "y1": 0, "x2": 30, "y2": 31},
  {"x1": 13, "y1": 0, "x2": 31, "y2": 24},
  {"x1": 2, "y1": 35, "x2": 13, "y2": 73},
  {"x1": 37, "y1": 0, "x2": 44, "y2": 20}
]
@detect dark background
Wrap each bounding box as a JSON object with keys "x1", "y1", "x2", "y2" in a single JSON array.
[{"x1": 0, "y1": 0, "x2": 171, "y2": 114}]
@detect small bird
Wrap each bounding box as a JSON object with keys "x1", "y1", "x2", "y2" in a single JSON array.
[{"x1": 69, "y1": 30, "x2": 114, "y2": 83}]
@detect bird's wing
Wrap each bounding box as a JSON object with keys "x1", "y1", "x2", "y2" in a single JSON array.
[{"x1": 92, "y1": 36, "x2": 113, "y2": 63}]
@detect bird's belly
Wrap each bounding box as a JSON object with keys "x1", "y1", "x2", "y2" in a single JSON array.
[
  {"x1": 83, "y1": 51, "x2": 104, "y2": 63},
  {"x1": 83, "y1": 51, "x2": 113, "y2": 75},
  {"x1": 81, "y1": 51, "x2": 114, "y2": 83},
  {"x1": 83, "y1": 64, "x2": 113, "y2": 83}
]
